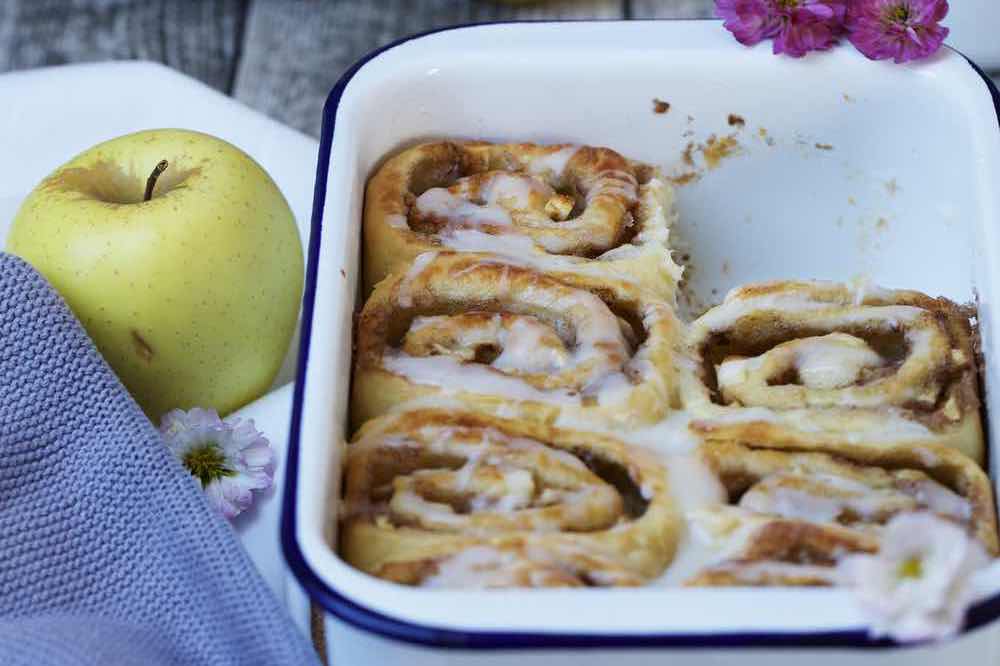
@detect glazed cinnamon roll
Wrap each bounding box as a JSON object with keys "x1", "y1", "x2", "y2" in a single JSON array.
[
  {"x1": 685, "y1": 439, "x2": 999, "y2": 587},
  {"x1": 339, "y1": 408, "x2": 680, "y2": 587},
  {"x1": 363, "y1": 141, "x2": 682, "y2": 299},
  {"x1": 681, "y1": 281, "x2": 985, "y2": 464},
  {"x1": 351, "y1": 252, "x2": 680, "y2": 429}
]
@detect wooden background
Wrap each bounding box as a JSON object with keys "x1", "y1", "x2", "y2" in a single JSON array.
[{"x1": 0, "y1": 1, "x2": 717, "y2": 137}]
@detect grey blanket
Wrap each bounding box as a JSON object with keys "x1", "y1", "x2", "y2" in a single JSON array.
[{"x1": 0, "y1": 253, "x2": 319, "y2": 665}]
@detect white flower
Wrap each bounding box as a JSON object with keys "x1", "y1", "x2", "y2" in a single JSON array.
[
  {"x1": 160, "y1": 407, "x2": 275, "y2": 519},
  {"x1": 837, "y1": 512, "x2": 990, "y2": 643}
]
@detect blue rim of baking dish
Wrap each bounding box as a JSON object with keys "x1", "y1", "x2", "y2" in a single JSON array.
[{"x1": 281, "y1": 20, "x2": 1000, "y2": 650}]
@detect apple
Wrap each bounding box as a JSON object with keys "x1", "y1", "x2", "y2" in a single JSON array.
[{"x1": 7, "y1": 128, "x2": 303, "y2": 421}]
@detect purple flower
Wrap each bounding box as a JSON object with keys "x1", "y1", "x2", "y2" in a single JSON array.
[
  {"x1": 161, "y1": 407, "x2": 274, "y2": 519},
  {"x1": 716, "y1": 0, "x2": 782, "y2": 46},
  {"x1": 716, "y1": 0, "x2": 848, "y2": 58},
  {"x1": 847, "y1": 0, "x2": 950, "y2": 63}
]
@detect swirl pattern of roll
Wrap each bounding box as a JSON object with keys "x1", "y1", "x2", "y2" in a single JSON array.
[
  {"x1": 351, "y1": 251, "x2": 680, "y2": 429},
  {"x1": 363, "y1": 141, "x2": 682, "y2": 299},
  {"x1": 680, "y1": 280, "x2": 985, "y2": 464},
  {"x1": 685, "y1": 438, "x2": 999, "y2": 587},
  {"x1": 339, "y1": 408, "x2": 679, "y2": 588}
]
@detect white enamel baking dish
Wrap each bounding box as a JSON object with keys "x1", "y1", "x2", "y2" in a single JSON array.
[{"x1": 282, "y1": 20, "x2": 1000, "y2": 665}]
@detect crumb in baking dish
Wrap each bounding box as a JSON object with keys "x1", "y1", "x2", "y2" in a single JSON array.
[
  {"x1": 669, "y1": 172, "x2": 701, "y2": 186},
  {"x1": 702, "y1": 134, "x2": 742, "y2": 169}
]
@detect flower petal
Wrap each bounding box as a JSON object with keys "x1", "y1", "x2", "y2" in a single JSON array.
[
  {"x1": 837, "y1": 512, "x2": 990, "y2": 643},
  {"x1": 240, "y1": 441, "x2": 275, "y2": 470},
  {"x1": 161, "y1": 407, "x2": 276, "y2": 520},
  {"x1": 204, "y1": 480, "x2": 241, "y2": 519},
  {"x1": 847, "y1": 0, "x2": 950, "y2": 63}
]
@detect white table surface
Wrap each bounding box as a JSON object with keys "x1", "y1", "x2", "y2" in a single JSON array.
[{"x1": 0, "y1": 61, "x2": 317, "y2": 629}]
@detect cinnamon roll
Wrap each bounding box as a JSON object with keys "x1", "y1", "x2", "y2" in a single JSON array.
[
  {"x1": 351, "y1": 252, "x2": 680, "y2": 429},
  {"x1": 685, "y1": 439, "x2": 999, "y2": 587},
  {"x1": 681, "y1": 281, "x2": 985, "y2": 464},
  {"x1": 363, "y1": 141, "x2": 682, "y2": 299},
  {"x1": 339, "y1": 408, "x2": 680, "y2": 587}
]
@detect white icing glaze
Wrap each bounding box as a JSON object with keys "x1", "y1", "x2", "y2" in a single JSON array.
[
  {"x1": 739, "y1": 472, "x2": 892, "y2": 524},
  {"x1": 626, "y1": 412, "x2": 703, "y2": 455},
  {"x1": 385, "y1": 213, "x2": 409, "y2": 229},
  {"x1": 453, "y1": 445, "x2": 488, "y2": 492},
  {"x1": 474, "y1": 172, "x2": 553, "y2": 209},
  {"x1": 705, "y1": 302, "x2": 943, "y2": 410},
  {"x1": 440, "y1": 228, "x2": 542, "y2": 257},
  {"x1": 666, "y1": 454, "x2": 728, "y2": 515},
  {"x1": 407, "y1": 313, "x2": 572, "y2": 374},
  {"x1": 421, "y1": 546, "x2": 527, "y2": 588},
  {"x1": 695, "y1": 285, "x2": 927, "y2": 337},
  {"x1": 383, "y1": 352, "x2": 581, "y2": 404},
  {"x1": 792, "y1": 334, "x2": 884, "y2": 389},
  {"x1": 737, "y1": 469, "x2": 971, "y2": 526},
  {"x1": 386, "y1": 265, "x2": 637, "y2": 404},
  {"x1": 655, "y1": 506, "x2": 760, "y2": 585},
  {"x1": 654, "y1": 531, "x2": 727, "y2": 586},
  {"x1": 370, "y1": 253, "x2": 979, "y2": 589},
  {"x1": 491, "y1": 316, "x2": 571, "y2": 374},
  {"x1": 698, "y1": 561, "x2": 840, "y2": 585},
  {"x1": 849, "y1": 275, "x2": 896, "y2": 306},
  {"x1": 396, "y1": 251, "x2": 437, "y2": 308},
  {"x1": 405, "y1": 148, "x2": 646, "y2": 259},
  {"x1": 906, "y1": 478, "x2": 972, "y2": 521},
  {"x1": 414, "y1": 188, "x2": 513, "y2": 228},
  {"x1": 640, "y1": 451, "x2": 730, "y2": 586},
  {"x1": 717, "y1": 333, "x2": 884, "y2": 394},
  {"x1": 439, "y1": 230, "x2": 637, "y2": 285},
  {"x1": 590, "y1": 372, "x2": 636, "y2": 407},
  {"x1": 527, "y1": 146, "x2": 580, "y2": 178},
  {"x1": 437, "y1": 174, "x2": 682, "y2": 289},
  {"x1": 379, "y1": 425, "x2": 622, "y2": 537},
  {"x1": 913, "y1": 446, "x2": 941, "y2": 468},
  {"x1": 692, "y1": 404, "x2": 935, "y2": 441},
  {"x1": 466, "y1": 466, "x2": 535, "y2": 513}
]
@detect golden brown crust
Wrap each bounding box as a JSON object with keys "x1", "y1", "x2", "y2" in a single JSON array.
[
  {"x1": 339, "y1": 408, "x2": 680, "y2": 587},
  {"x1": 344, "y1": 140, "x2": 996, "y2": 594},
  {"x1": 373, "y1": 540, "x2": 645, "y2": 588},
  {"x1": 685, "y1": 562, "x2": 839, "y2": 587},
  {"x1": 684, "y1": 438, "x2": 998, "y2": 587},
  {"x1": 700, "y1": 439, "x2": 998, "y2": 555},
  {"x1": 362, "y1": 140, "x2": 681, "y2": 298},
  {"x1": 681, "y1": 280, "x2": 985, "y2": 464},
  {"x1": 351, "y1": 251, "x2": 679, "y2": 430}
]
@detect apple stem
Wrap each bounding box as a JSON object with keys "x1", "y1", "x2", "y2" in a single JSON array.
[{"x1": 143, "y1": 160, "x2": 169, "y2": 202}]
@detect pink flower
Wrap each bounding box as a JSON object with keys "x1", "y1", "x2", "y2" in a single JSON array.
[
  {"x1": 161, "y1": 408, "x2": 275, "y2": 519},
  {"x1": 847, "y1": 0, "x2": 950, "y2": 63},
  {"x1": 716, "y1": 0, "x2": 847, "y2": 58},
  {"x1": 716, "y1": 0, "x2": 782, "y2": 46}
]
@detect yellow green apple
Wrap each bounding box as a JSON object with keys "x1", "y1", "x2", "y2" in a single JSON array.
[{"x1": 7, "y1": 128, "x2": 303, "y2": 421}]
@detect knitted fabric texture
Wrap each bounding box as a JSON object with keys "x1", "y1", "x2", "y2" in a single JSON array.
[{"x1": 0, "y1": 253, "x2": 319, "y2": 666}]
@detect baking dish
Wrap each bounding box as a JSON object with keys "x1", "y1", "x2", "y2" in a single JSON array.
[{"x1": 282, "y1": 20, "x2": 1000, "y2": 664}]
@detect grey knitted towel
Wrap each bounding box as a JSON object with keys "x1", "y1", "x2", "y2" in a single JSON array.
[{"x1": 0, "y1": 253, "x2": 319, "y2": 666}]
